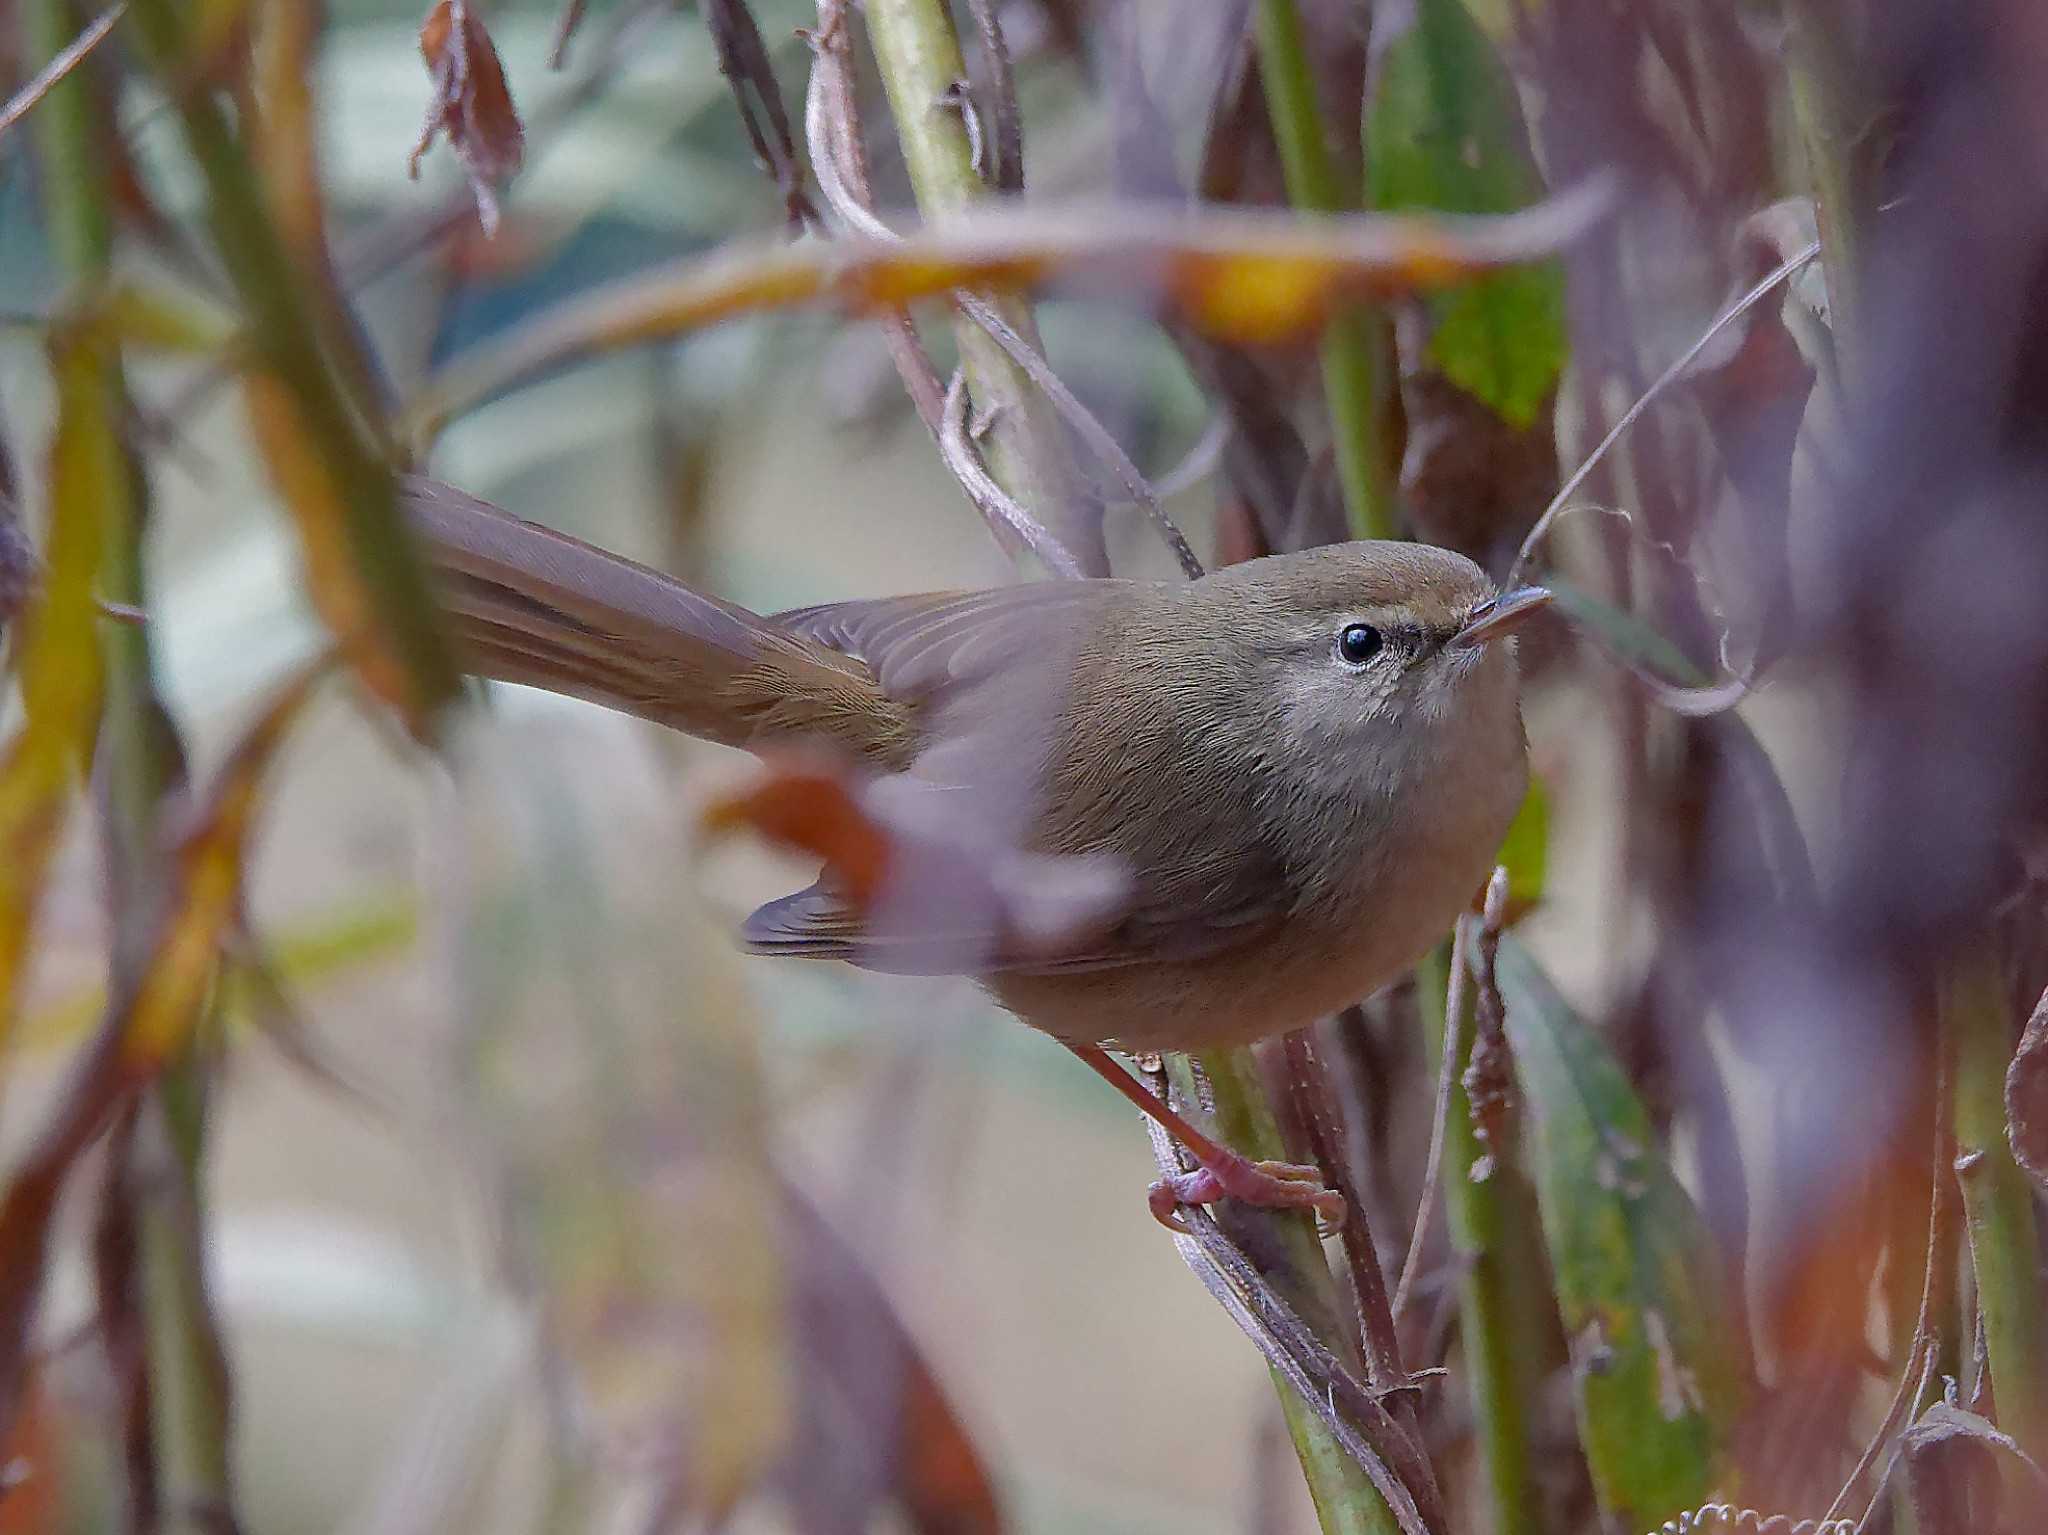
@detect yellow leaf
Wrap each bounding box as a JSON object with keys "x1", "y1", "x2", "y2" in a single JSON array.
[
  {"x1": 251, "y1": 0, "x2": 325, "y2": 256},
  {"x1": 0, "y1": 330, "x2": 115, "y2": 1036},
  {"x1": 242, "y1": 373, "x2": 419, "y2": 721},
  {"x1": 99, "y1": 281, "x2": 236, "y2": 354}
]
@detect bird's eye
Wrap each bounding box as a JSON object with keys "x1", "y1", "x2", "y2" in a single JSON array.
[{"x1": 1336, "y1": 623, "x2": 1383, "y2": 666}]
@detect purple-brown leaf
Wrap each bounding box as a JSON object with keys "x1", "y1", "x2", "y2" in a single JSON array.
[{"x1": 409, "y1": 0, "x2": 524, "y2": 236}]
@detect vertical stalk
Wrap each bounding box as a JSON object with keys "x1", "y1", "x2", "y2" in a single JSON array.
[
  {"x1": 1186, "y1": 1050, "x2": 1405, "y2": 1535},
  {"x1": 862, "y1": 0, "x2": 1103, "y2": 573},
  {"x1": 1416, "y1": 941, "x2": 1547, "y2": 1535},
  {"x1": 1784, "y1": 1, "x2": 1867, "y2": 384},
  {"x1": 1947, "y1": 953, "x2": 2048, "y2": 1463},
  {"x1": 28, "y1": 0, "x2": 238, "y2": 1521},
  {"x1": 1252, "y1": 0, "x2": 1395, "y2": 541}
]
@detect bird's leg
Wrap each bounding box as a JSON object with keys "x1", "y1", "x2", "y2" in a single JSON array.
[{"x1": 1068, "y1": 1044, "x2": 1347, "y2": 1233}]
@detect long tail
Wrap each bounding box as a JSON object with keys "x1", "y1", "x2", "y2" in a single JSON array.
[{"x1": 400, "y1": 476, "x2": 898, "y2": 757}]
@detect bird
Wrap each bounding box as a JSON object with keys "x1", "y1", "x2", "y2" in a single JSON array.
[{"x1": 402, "y1": 475, "x2": 1549, "y2": 1227}]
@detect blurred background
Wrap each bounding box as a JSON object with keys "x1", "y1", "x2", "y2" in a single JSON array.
[{"x1": 3, "y1": 0, "x2": 2048, "y2": 1532}]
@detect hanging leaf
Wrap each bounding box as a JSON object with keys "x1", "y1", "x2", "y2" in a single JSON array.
[
  {"x1": 1367, "y1": 0, "x2": 1568, "y2": 429},
  {"x1": 1492, "y1": 934, "x2": 1741, "y2": 1529},
  {"x1": 410, "y1": 0, "x2": 526, "y2": 236}
]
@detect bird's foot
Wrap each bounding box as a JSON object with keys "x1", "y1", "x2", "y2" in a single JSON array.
[{"x1": 1147, "y1": 1150, "x2": 1346, "y2": 1234}]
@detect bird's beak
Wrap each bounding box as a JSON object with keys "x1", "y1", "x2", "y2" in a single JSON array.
[{"x1": 1450, "y1": 586, "x2": 1552, "y2": 650}]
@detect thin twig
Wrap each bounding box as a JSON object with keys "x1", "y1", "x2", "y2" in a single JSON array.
[
  {"x1": 1149, "y1": 413, "x2": 1231, "y2": 503},
  {"x1": 1278, "y1": 1028, "x2": 1430, "y2": 1506},
  {"x1": 962, "y1": 0, "x2": 1022, "y2": 192},
  {"x1": 1393, "y1": 914, "x2": 1476, "y2": 1321},
  {"x1": 1505, "y1": 239, "x2": 1821, "y2": 716},
  {"x1": 1812, "y1": 1021, "x2": 1953, "y2": 1529},
  {"x1": 802, "y1": 8, "x2": 949, "y2": 432},
  {"x1": 1142, "y1": 1115, "x2": 1436, "y2": 1535},
  {"x1": 0, "y1": 1, "x2": 126, "y2": 146},
  {"x1": 958, "y1": 295, "x2": 1205, "y2": 578},
  {"x1": 941, "y1": 373, "x2": 1085, "y2": 577},
  {"x1": 704, "y1": 0, "x2": 819, "y2": 231},
  {"x1": 546, "y1": 0, "x2": 588, "y2": 67},
  {"x1": 804, "y1": 9, "x2": 1202, "y2": 578}
]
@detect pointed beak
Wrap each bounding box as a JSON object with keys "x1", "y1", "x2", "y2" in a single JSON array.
[{"x1": 1449, "y1": 586, "x2": 1552, "y2": 650}]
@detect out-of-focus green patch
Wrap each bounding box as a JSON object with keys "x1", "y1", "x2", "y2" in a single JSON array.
[
  {"x1": 21, "y1": 891, "x2": 419, "y2": 1057},
  {"x1": 1547, "y1": 575, "x2": 1712, "y2": 687},
  {"x1": 1492, "y1": 934, "x2": 1741, "y2": 1529},
  {"x1": 1497, "y1": 779, "x2": 1548, "y2": 914},
  {"x1": 1367, "y1": 0, "x2": 1567, "y2": 428}
]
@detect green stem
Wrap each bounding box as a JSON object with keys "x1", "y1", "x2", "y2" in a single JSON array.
[
  {"x1": 1417, "y1": 941, "x2": 1547, "y2": 1535},
  {"x1": 1252, "y1": 0, "x2": 1395, "y2": 541},
  {"x1": 1948, "y1": 954, "x2": 2048, "y2": 1463},
  {"x1": 861, "y1": 0, "x2": 1102, "y2": 573},
  {"x1": 29, "y1": 0, "x2": 236, "y2": 1520},
  {"x1": 1785, "y1": 4, "x2": 1864, "y2": 385},
  {"x1": 1184, "y1": 1050, "x2": 1401, "y2": 1535}
]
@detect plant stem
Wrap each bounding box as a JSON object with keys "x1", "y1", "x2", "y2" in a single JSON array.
[
  {"x1": 1184, "y1": 1050, "x2": 1406, "y2": 1535},
  {"x1": 1252, "y1": 0, "x2": 1394, "y2": 541},
  {"x1": 1417, "y1": 940, "x2": 1547, "y2": 1535},
  {"x1": 1947, "y1": 952, "x2": 2048, "y2": 1463},
  {"x1": 29, "y1": 0, "x2": 237, "y2": 1520},
  {"x1": 861, "y1": 0, "x2": 1103, "y2": 573},
  {"x1": 1784, "y1": 2, "x2": 1865, "y2": 384}
]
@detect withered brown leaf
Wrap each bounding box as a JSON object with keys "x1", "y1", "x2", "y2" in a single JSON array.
[{"x1": 409, "y1": 0, "x2": 525, "y2": 236}]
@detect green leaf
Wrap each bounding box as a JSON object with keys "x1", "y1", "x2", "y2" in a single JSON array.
[
  {"x1": 1547, "y1": 576, "x2": 1713, "y2": 687},
  {"x1": 1491, "y1": 934, "x2": 1741, "y2": 1528},
  {"x1": 1366, "y1": 0, "x2": 1567, "y2": 427},
  {"x1": 1496, "y1": 778, "x2": 1549, "y2": 910}
]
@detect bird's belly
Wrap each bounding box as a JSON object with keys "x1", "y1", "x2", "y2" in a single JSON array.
[
  {"x1": 991, "y1": 882, "x2": 1469, "y2": 1053},
  {"x1": 992, "y1": 801, "x2": 1508, "y2": 1053}
]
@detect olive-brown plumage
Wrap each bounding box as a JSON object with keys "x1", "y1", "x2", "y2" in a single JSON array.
[{"x1": 405, "y1": 476, "x2": 1537, "y2": 1055}]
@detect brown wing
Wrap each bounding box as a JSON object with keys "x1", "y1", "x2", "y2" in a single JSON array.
[
  {"x1": 750, "y1": 577, "x2": 1306, "y2": 977},
  {"x1": 774, "y1": 582, "x2": 1127, "y2": 705},
  {"x1": 741, "y1": 877, "x2": 1285, "y2": 975}
]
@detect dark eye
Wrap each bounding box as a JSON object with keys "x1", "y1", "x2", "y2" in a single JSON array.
[{"x1": 1336, "y1": 623, "x2": 1383, "y2": 666}]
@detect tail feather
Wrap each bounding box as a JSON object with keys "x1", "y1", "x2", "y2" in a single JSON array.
[{"x1": 401, "y1": 476, "x2": 906, "y2": 758}]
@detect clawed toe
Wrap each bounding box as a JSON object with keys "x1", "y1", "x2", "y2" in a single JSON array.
[{"x1": 1146, "y1": 1153, "x2": 1347, "y2": 1231}]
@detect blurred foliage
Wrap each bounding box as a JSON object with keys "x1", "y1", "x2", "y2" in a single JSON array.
[{"x1": 1366, "y1": 0, "x2": 1566, "y2": 430}]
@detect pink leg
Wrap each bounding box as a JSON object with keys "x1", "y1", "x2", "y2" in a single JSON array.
[
  {"x1": 1145, "y1": 1150, "x2": 1347, "y2": 1234},
  {"x1": 1069, "y1": 1044, "x2": 1347, "y2": 1233}
]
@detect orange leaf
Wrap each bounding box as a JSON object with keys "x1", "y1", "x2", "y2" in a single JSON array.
[
  {"x1": 121, "y1": 654, "x2": 332, "y2": 1070},
  {"x1": 242, "y1": 373, "x2": 425, "y2": 725},
  {"x1": 409, "y1": 0, "x2": 525, "y2": 236},
  {"x1": 407, "y1": 184, "x2": 1608, "y2": 446},
  {"x1": 900, "y1": 1359, "x2": 1001, "y2": 1535},
  {"x1": 0, "y1": 1372, "x2": 57, "y2": 1535},
  {"x1": 701, "y1": 759, "x2": 891, "y2": 910},
  {"x1": 252, "y1": 0, "x2": 325, "y2": 256}
]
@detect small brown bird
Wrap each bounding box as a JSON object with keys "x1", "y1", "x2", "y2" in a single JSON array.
[{"x1": 403, "y1": 477, "x2": 1549, "y2": 1226}]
